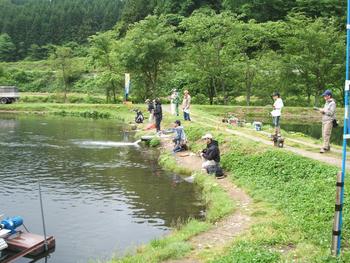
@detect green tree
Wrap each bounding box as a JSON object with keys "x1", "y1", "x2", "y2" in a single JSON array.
[
  {"x1": 222, "y1": 0, "x2": 296, "y2": 22},
  {"x1": 0, "y1": 0, "x2": 124, "y2": 61},
  {"x1": 281, "y1": 15, "x2": 344, "y2": 106},
  {"x1": 51, "y1": 46, "x2": 76, "y2": 102},
  {"x1": 89, "y1": 31, "x2": 122, "y2": 103},
  {"x1": 0, "y1": 33, "x2": 16, "y2": 62},
  {"x1": 119, "y1": 15, "x2": 177, "y2": 99},
  {"x1": 180, "y1": 10, "x2": 241, "y2": 104}
]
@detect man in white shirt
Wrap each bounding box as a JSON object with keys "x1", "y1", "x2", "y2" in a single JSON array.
[{"x1": 271, "y1": 92, "x2": 284, "y2": 136}]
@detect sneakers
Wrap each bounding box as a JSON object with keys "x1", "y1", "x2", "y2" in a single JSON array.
[{"x1": 320, "y1": 147, "x2": 330, "y2": 153}]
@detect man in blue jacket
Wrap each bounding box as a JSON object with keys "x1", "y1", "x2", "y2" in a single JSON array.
[{"x1": 172, "y1": 120, "x2": 187, "y2": 153}]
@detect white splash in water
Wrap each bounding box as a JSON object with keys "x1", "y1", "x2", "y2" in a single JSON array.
[{"x1": 72, "y1": 140, "x2": 141, "y2": 148}]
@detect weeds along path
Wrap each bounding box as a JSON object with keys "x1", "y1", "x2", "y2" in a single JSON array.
[
  {"x1": 188, "y1": 111, "x2": 349, "y2": 170},
  {"x1": 160, "y1": 138, "x2": 252, "y2": 263}
]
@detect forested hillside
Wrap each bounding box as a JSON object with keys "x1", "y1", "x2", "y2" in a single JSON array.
[
  {"x1": 0, "y1": 0, "x2": 347, "y2": 106},
  {"x1": 0, "y1": 0, "x2": 123, "y2": 60}
]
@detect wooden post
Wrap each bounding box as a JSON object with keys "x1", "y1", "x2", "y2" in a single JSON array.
[{"x1": 331, "y1": 171, "x2": 343, "y2": 256}]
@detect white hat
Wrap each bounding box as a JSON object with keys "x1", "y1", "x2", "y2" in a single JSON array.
[{"x1": 202, "y1": 133, "x2": 213, "y2": 139}]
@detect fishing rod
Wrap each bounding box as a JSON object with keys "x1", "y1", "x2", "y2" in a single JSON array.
[
  {"x1": 38, "y1": 179, "x2": 48, "y2": 252},
  {"x1": 331, "y1": 0, "x2": 350, "y2": 256}
]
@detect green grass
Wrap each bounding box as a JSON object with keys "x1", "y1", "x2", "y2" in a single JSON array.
[
  {"x1": 207, "y1": 138, "x2": 350, "y2": 262},
  {"x1": 158, "y1": 152, "x2": 192, "y2": 175},
  {"x1": 149, "y1": 137, "x2": 161, "y2": 147},
  {"x1": 0, "y1": 103, "x2": 135, "y2": 121},
  {"x1": 20, "y1": 92, "x2": 108, "y2": 104},
  {"x1": 113, "y1": 219, "x2": 210, "y2": 263},
  {"x1": 194, "y1": 173, "x2": 235, "y2": 223}
]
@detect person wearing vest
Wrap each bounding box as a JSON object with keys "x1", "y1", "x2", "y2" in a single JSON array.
[{"x1": 316, "y1": 90, "x2": 336, "y2": 153}]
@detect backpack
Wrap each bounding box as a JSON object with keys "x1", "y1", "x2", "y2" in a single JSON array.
[{"x1": 206, "y1": 164, "x2": 224, "y2": 177}]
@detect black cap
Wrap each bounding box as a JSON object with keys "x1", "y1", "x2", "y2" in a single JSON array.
[
  {"x1": 174, "y1": 120, "x2": 181, "y2": 126},
  {"x1": 272, "y1": 92, "x2": 280, "y2": 97}
]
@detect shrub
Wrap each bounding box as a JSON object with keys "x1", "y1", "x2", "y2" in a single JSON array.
[
  {"x1": 149, "y1": 137, "x2": 161, "y2": 147},
  {"x1": 192, "y1": 93, "x2": 209, "y2": 105}
]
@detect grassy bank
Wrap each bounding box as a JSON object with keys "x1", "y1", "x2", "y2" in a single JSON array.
[
  {"x1": 136, "y1": 120, "x2": 350, "y2": 262},
  {"x1": 175, "y1": 126, "x2": 348, "y2": 262},
  {"x1": 0, "y1": 102, "x2": 134, "y2": 121},
  {"x1": 2, "y1": 102, "x2": 349, "y2": 261}
]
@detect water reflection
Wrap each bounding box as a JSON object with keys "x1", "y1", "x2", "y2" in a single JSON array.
[{"x1": 0, "y1": 114, "x2": 204, "y2": 263}]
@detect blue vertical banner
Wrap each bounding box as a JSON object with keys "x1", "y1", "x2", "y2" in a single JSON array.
[
  {"x1": 335, "y1": 0, "x2": 350, "y2": 256},
  {"x1": 125, "y1": 73, "x2": 130, "y2": 101}
]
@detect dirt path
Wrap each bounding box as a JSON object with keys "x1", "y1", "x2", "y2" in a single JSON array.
[{"x1": 160, "y1": 138, "x2": 252, "y2": 263}]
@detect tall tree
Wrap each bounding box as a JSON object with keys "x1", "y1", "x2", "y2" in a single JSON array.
[
  {"x1": 180, "y1": 9, "x2": 241, "y2": 104},
  {"x1": 119, "y1": 15, "x2": 177, "y2": 99},
  {"x1": 0, "y1": 33, "x2": 16, "y2": 62},
  {"x1": 281, "y1": 15, "x2": 344, "y2": 106},
  {"x1": 89, "y1": 31, "x2": 122, "y2": 103},
  {"x1": 51, "y1": 46, "x2": 76, "y2": 102}
]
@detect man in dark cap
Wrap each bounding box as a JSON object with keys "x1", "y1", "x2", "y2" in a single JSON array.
[
  {"x1": 172, "y1": 120, "x2": 187, "y2": 153},
  {"x1": 316, "y1": 90, "x2": 336, "y2": 153}
]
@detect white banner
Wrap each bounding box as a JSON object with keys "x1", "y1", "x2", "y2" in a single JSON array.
[{"x1": 125, "y1": 73, "x2": 130, "y2": 95}]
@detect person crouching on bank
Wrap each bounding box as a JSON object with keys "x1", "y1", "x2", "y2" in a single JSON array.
[{"x1": 200, "y1": 133, "x2": 224, "y2": 178}]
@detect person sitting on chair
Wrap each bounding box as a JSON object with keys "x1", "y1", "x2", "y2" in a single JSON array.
[{"x1": 172, "y1": 120, "x2": 187, "y2": 153}]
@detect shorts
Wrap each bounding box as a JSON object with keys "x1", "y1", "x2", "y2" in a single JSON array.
[{"x1": 272, "y1": 116, "x2": 280, "y2": 127}]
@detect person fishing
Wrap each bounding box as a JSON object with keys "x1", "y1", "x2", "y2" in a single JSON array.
[
  {"x1": 154, "y1": 98, "x2": 163, "y2": 133},
  {"x1": 315, "y1": 89, "x2": 336, "y2": 153},
  {"x1": 271, "y1": 92, "x2": 284, "y2": 137},
  {"x1": 171, "y1": 89, "x2": 180, "y2": 116},
  {"x1": 182, "y1": 90, "x2": 191, "y2": 121},
  {"x1": 200, "y1": 133, "x2": 224, "y2": 178},
  {"x1": 172, "y1": 120, "x2": 187, "y2": 153},
  {"x1": 145, "y1": 99, "x2": 154, "y2": 123}
]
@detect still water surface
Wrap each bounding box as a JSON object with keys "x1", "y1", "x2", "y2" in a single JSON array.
[
  {"x1": 282, "y1": 122, "x2": 343, "y2": 145},
  {"x1": 0, "y1": 114, "x2": 204, "y2": 263}
]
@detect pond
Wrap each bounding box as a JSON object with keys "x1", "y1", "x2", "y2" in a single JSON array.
[
  {"x1": 0, "y1": 114, "x2": 204, "y2": 263},
  {"x1": 281, "y1": 122, "x2": 344, "y2": 146},
  {"x1": 245, "y1": 116, "x2": 343, "y2": 146}
]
